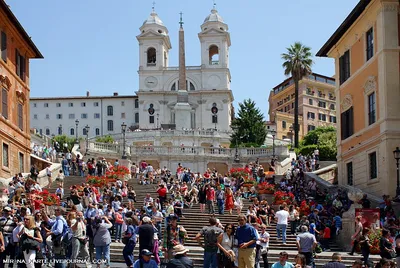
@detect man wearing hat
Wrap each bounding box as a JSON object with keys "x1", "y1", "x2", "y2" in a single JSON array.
[
  {"x1": 166, "y1": 245, "x2": 193, "y2": 268},
  {"x1": 0, "y1": 206, "x2": 16, "y2": 265},
  {"x1": 133, "y1": 249, "x2": 158, "y2": 268}
]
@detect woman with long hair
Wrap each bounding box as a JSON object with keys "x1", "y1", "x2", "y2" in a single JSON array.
[
  {"x1": 294, "y1": 253, "x2": 306, "y2": 268},
  {"x1": 380, "y1": 229, "x2": 395, "y2": 260},
  {"x1": 225, "y1": 187, "x2": 234, "y2": 215},
  {"x1": 18, "y1": 215, "x2": 43, "y2": 268},
  {"x1": 217, "y1": 223, "x2": 236, "y2": 268},
  {"x1": 198, "y1": 184, "x2": 207, "y2": 213},
  {"x1": 289, "y1": 205, "x2": 299, "y2": 235}
]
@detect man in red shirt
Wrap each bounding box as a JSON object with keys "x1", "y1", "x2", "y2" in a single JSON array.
[
  {"x1": 156, "y1": 184, "x2": 167, "y2": 209},
  {"x1": 206, "y1": 184, "x2": 215, "y2": 214},
  {"x1": 321, "y1": 223, "x2": 331, "y2": 251}
]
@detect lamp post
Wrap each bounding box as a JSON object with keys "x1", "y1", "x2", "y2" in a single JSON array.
[
  {"x1": 232, "y1": 125, "x2": 240, "y2": 163},
  {"x1": 75, "y1": 119, "x2": 79, "y2": 143},
  {"x1": 156, "y1": 113, "x2": 159, "y2": 129},
  {"x1": 85, "y1": 125, "x2": 90, "y2": 155},
  {"x1": 289, "y1": 124, "x2": 294, "y2": 149},
  {"x1": 121, "y1": 122, "x2": 127, "y2": 159},
  {"x1": 271, "y1": 129, "x2": 276, "y2": 160},
  {"x1": 393, "y1": 147, "x2": 400, "y2": 197}
]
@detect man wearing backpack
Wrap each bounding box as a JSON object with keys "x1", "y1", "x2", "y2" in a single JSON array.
[
  {"x1": 195, "y1": 217, "x2": 223, "y2": 268},
  {"x1": 42, "y1": 207, "x2": 68, "y2": 268}
]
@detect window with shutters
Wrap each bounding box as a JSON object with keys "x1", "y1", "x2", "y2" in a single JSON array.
[
  {"x1": 307, "y1": 125, "x2": 316, "y2": 132},
  {"x1": 107, "y1": 120, "x2": 114, "y2": 131},
  {"x1": 1, "y1": 88, "x2": 8, "y2": 119},
  {"x1": 309, "y1": 99, "x2": 313, "y2": 105},
  {"x1": 339, "y1": 50, "x2": 350, "y2": 84},
  {"x1": 369, "y1": 152, "x2": 377, "y2": 180},
  {"x1": 135, "y1": 112, "x2": 139, "y2": 123},
  {"x1": 282, "y1": 121, "x2": 286, "y2": 129},
  {"x1": 70, "y1": 128, "x2": 74, "y2": 136},
  {"x1": 1, "y1": 31, "x2": 7, "y2": 62},
  {"x1": 366, "y1": 28, "x2": 374, "y2": 61},
  {"x1": 2, "y1": 143, "x2": 9, "y2": 168},
  {"x1": 346, "y1": 162, "x2": 353, "y2": 186},
  {"x1": 56, "y1": 103, "x2": 61, "y2": 107},
  {"x1": 368, "y1": 92, "x2": 376, "y2": 125},
  {"x1": 15, "y1": 49, "x2": 25, "y2": 81},
  {"x1": 81, "y1": 113, "x2": 87, "y2": 119},
  {"x1": 95, "y1": 128, "x2": 100, "y2": 136},
  {"x1": 69, "y1": 114, "x2": 75, "y2": 119},
  {"x1": 17, "y1": 103, "x2": 23, "y2": 130},
  {"x1": 149, "y1": 116, "x2": 154, "y2": 124},
  {"x1": 18, "y1": 152, "x2": 24, "y2": 173},
  {"x1": 107, "y1": 106, "x2": 113, "y2": 116},
  {"x1": 341, "y1": 107, "x2": 354, "y2": 140},
  {"x1": 45, "y1": 128, "x2": 50, "y2": 135}
]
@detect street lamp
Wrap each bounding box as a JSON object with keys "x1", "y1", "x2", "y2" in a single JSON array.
[
  {"x1": 270, "y1": 129, "x2": 276, "y2": 160},
  {"x1": 121, "y1": 122, "x2": 127, "y2": 159},
  {"x1": 85, "y1": 125, "x2": 90, "y2": 155},
  {"x1": 75, "y1": 119, "x2": 79, "y2": 143},
  {"x1": 393, "y1": 147, "x2": 400, "y2": 197},
  {"x1": 289, "y1": 124, "x2": 294, "y2": 149},
  {"x1": 156, "y1": 113, "x2": 159, "y2": 129},
  {"x1": 232, "y1": 125, "x2": 240, "y2": 163}
]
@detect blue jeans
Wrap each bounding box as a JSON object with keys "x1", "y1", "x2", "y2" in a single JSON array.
[
  {"x1": 203, "y1": 251, "x2": 218, "y2": 268},
  {"x1": 217, "y1": 199, "x2": 224, "y2": 214},
  {"x1": 123, "y1": 241, "x2": 135, "y2": 266},
  {"x1": 95, "y1": 244, "x2": 110, "y2": 266},
  {"x1": 62, "y1": 166, "x2": 69, "y2": 176},
  {"x1": 276, "y1": 224, "x2": 287, "y2": 243},
  {"x1": 54, "y1": 254, "x2": 66, "y2": 268},
  {"x1": 115, "y1": 223, "x2": 122, "y2": 241}
]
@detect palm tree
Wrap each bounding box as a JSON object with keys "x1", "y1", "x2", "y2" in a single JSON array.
[{"x1": 281, "y1": 42, "x2": 313, "y2": 148}]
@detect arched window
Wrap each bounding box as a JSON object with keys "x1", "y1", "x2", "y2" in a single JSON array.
[
  {"x1": 209, "y1": 45, "x2": 219, "y2": 65},
  {"x1": 45, "y1": 128, "x2": 50, "y2": 135},
  {"x1": 70, "y1": 128, "x2": 74, "y2": 136},
  {"x1": 107, "y1": 105, "x2": 113, "y2": 116},
  {"x1": 83, "y1": 128, "x2": 87, "y2": 135},
  {"x1": 95, "y1": 128, "x2": 100, "y2": 136},
  {"x1": 190, "y1": 82, "x2": 195, "y2": 91},
  {"x1": 147, "y1": 47, "x2": 156, "y2": 66},
  {"x1": 58, "y1": 126, "x2": 62, "y2": 135},
  {"x1": 135, "y1": 112, "x2": 139, "y2": 123},
  {"x1": 171, "y1": 82, "x2": 176, "y2": 91},
  {"x1": 135, "y1": 99, "x2": 139, "y2": 108},
  {"x1": 107, "y1": 120, "x2": 114, "y2": 131}
]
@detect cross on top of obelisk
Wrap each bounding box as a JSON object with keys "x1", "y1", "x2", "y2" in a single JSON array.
[
  {"x1": 179, "y1": 12, "x2": 184, "y2": 28},
  {"x1": 213, "y1": 0, "x2": 216, "y2": 9},
  {"x1": 152, "y1": 1, "x2": 156, "y2": 12}
]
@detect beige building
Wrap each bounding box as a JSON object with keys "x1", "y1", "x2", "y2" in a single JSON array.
[
  {"x1": 268, "y1": 73, "x2": 337, "y2": 140},
  {"x1": 316, "y1": 0, "x2": 400, "y2": 197}
]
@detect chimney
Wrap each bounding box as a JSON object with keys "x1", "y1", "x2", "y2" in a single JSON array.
[
  {"x1": 113, "y1": 92, "x2": 118, "y2": 96},
  {"x1": 86, "y1": 91, "x2": 90, "y2": 97}
]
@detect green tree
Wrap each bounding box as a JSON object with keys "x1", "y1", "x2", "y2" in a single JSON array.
[
  {"x1": 53, "y1": 135, "x2": 76, "y2": 153},
  {"x1": 281, "y1": 42, "x2": 313, "y2": 148},
  {"x1": 231, "y1": 99, "x2": 267, "y2": 147},
  {"x1": 95, "y1": 135, "x2": 114, "y2": 144},
  {"x1": 296, "y1": 126, "x2": 337, "y2": 161}
]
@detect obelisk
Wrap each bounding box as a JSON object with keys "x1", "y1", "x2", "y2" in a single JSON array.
[{"x1": 174, "y1": 12, "x2": 192, "y2": 130}]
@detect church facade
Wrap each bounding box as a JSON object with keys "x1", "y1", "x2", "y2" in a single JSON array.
[{"x1": 136, "y1": 7, "x2": 234, "y2": 131}]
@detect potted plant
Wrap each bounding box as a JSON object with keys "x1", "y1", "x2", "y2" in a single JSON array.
[
  {"x1": 40, "y1": 193, "x2": 60, "y2": 206},
  {"x1": 229, "y1": 167, "x2": 251, "y2": 179},
  {"x1": 258, "y1": 182, "x2": 276, "y2": 194},
  {"x1": 86, "y1": 176, "x2": 105, "y2": 187},
  {"x1": 273, "y1": 191, "x2": 295, "y2": 205}
]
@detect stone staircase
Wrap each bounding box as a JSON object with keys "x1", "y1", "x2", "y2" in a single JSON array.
[{"x1": 49, "y1": 176, "x2": 382, "y2": 267}]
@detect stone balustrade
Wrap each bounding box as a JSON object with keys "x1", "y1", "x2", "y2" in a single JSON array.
[{"x1": 87, "y1": 141, "x2": 289, "y2": 159}]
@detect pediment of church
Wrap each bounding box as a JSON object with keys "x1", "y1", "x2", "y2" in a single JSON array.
[
  {"x1": 137, "y1": 30, "x2": 164, "y2": 38},
  {"x1": 200, "y1": 28, "x2": 226, "y2": 35}
]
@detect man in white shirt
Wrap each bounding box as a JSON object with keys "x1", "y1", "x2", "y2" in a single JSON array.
[{"x1": 275, "y1": 205, "x2": 289, "y2": 245}]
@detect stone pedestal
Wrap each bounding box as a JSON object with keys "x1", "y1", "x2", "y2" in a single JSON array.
[
  {"x1": 119, "y1": 159, "x2": 132, "y2": 181},
  {"x1": 174, "y1": 102, "x2": 192, "y2": 130}
]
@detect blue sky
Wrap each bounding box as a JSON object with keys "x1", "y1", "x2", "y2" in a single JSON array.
[{"x1": 7, "y1": 0, "x2": 358, "y2": 119}]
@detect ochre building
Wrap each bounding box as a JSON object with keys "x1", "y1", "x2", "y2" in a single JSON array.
[
  {"x1": 268, "y1": 73, "x2": 336, "y2": 141},
  {"x1": 0, "y1": 0, "x2": 43, "y2": 179},
  {"x1": 317, "y1": 0, "x2": 400, "y2": 197}
]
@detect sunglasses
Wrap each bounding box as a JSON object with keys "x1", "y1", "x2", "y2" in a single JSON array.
[{"x1": 226, "y1": 227, "x2": 232, "y2": 230}]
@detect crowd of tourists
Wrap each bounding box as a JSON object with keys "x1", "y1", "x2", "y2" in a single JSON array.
[{"x1": 0, "y1": 153, "x2": 399, "y2": 268}]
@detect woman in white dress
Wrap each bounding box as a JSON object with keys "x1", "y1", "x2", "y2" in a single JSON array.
[
  {"x1": 18, "y1": 215, "x2": 43, "y2": 268},
  {"x1": 217, "y1": 223, "x2": 236, "y2": 268}
]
